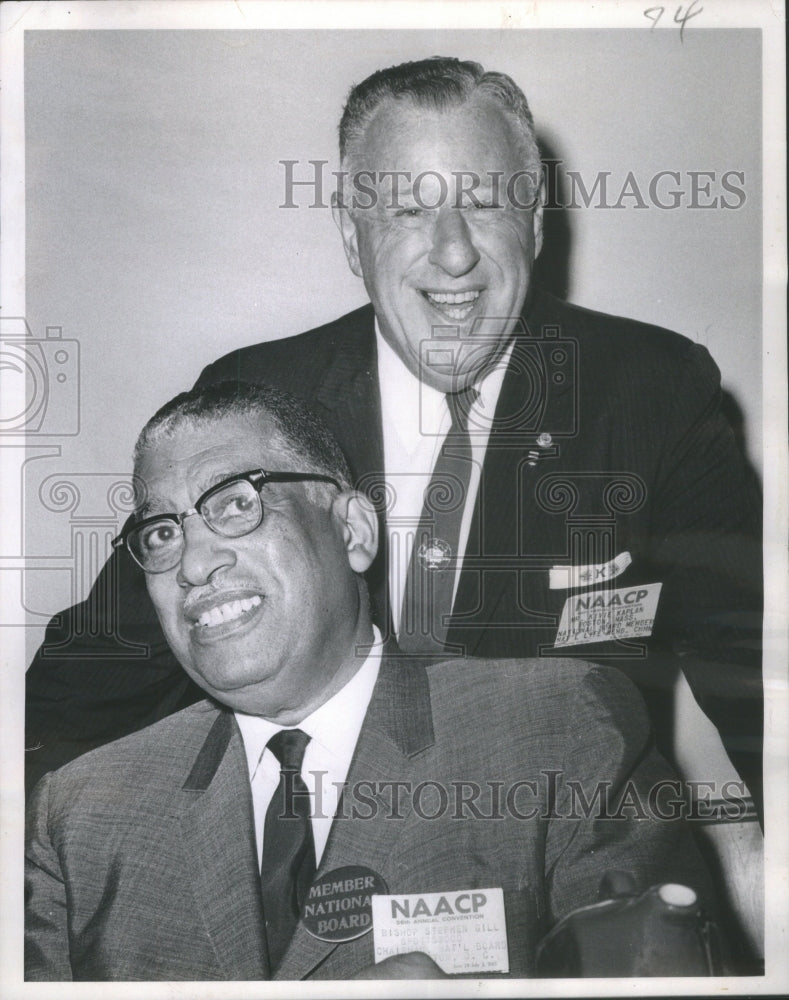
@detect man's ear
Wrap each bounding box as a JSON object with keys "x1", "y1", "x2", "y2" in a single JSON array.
[
  {"x1": 331, "y1": 190, "x2": 363, "y2": 277},
  {"x1": 532, "y1": 175, "x2": 545, "y2": 259},
  {"x1": 332, "y1": 490, "x2": 378, "y2": 573}
]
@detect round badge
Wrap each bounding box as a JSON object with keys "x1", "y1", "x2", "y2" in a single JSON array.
[
  {"x1": 417, "y1": 538, "x2": 452, "y2": 570},
  {"x1": 301, "y1": 865, "x2": 388, "y2": 942}
]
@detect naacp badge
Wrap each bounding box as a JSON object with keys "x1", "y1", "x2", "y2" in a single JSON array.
[{"x1": 302, "y1": 866, "x2": 389, "y2": 942}]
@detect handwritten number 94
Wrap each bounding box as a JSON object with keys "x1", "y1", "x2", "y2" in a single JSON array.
[{"x1": 644, "y1": 1, "x2": 704, "y2": 43}]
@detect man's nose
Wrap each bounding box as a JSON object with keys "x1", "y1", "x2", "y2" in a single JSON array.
[
  {"x1": 428, "y1": 207, "x2": 481, "y2": 277},
  {"x1": 177, "y1": 516, "x2": 237, "y2": 587}
]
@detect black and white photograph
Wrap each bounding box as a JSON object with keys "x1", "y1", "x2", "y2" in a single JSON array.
[{"x1": 1, "y1": 0, "x2": 786, "y2": 995}]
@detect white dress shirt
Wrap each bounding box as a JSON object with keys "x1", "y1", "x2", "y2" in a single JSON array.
[
  {"x1": 375, "y1": 326, "x2": 514, "y2": 634},
  {"x1": 234, "y1": 627, "x2": 383, "y2": 868}
]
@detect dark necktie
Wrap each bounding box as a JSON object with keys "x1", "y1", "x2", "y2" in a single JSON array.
[
  {"x1": 260, "y1": 728, "x2": 316, "y2": 972},
  {"x1": 398, "y1": 387, "x2": 478, "y2": 654}
]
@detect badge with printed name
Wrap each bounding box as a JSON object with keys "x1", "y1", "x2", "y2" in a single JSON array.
[
  {"x1": 372, "y1": 888, "x2": 509, "y2": 975},
  {"x1": 302, "y1": 866, "x2": 388, "y2": 942},
  {"x1": 554, "y1": 582, "x2": 662, "y2": 647}
]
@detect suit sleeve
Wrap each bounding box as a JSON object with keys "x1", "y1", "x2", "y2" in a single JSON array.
[
  {"x1": 640, "y1": 341, "x2": 763, "y2": 813},
  {"x1": 25, "y1": 775, "x2": 72, "y2": 981},
  {"x1": 25, "y1": 534, "x2": 203, "y2": 794},
  {"x1": 544, "y1": 665, "x2": 718, "y2": 925},
  {"x1": 647, "y1": 342, "x2": 761, "y2": 658}
]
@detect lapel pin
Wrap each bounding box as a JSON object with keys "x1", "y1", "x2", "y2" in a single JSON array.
[
  {"x1": 529, "y1": 433, "x2": 554, "y2": 466},
  {"x1": 417, "y1": 538, "x2": 452, "y2": 570}
]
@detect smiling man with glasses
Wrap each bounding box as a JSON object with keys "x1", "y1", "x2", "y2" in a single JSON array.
[
  {"x1": 25, "y1": 380, "x2": 717, "y2": 982},
  {"x1": 111, "y1": 382, "x2": 375, "y2": 722}
]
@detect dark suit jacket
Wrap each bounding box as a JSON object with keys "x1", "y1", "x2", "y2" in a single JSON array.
[
  {"x1": 26, "y1": 290, "x2": 763, "y2": 807},
  {"x1": 26, "y1": 656, "x2": 716, "y2": 981}
]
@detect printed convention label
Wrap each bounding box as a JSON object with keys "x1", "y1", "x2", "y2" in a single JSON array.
[
  {"x1": 372, "y1": 888, "x2": 509, "y2": 974},
  {"x1": 554, "y1": 582, "x2": 662, "y2": 647}
]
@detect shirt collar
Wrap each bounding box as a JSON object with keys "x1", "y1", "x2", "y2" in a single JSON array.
[
  {"x1": 375, "y1": 320, "x2": 515, "y2": 434},
  {"x1": 375, "y1": 323, "x2": 444, "y2": 442},
  {"x1": 234, "y1": 626, "x2": 383, "y2": 779}
]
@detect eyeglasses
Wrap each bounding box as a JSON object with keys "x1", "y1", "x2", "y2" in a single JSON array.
[{"x1": 112, "y1": 469, "x2": 341, "y2": 574}]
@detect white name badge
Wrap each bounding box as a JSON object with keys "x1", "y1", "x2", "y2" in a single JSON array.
[
  {"x1": 372, "y1": 887, "x2": 509, "y2": 975},
  {"x1": 548, "y1": 551, "x2": 632, "y2": 590},
  {"x1": 554, "y1": 582, "x2": 662, "y2": 647}
]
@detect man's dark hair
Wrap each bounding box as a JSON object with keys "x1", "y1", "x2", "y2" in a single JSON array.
[
  {"x1": 134, "y1": 380, "x2": 353, "y2": 491},
  {"x1": 339, "y1": 55, "x2": 540, "y2": 171}
]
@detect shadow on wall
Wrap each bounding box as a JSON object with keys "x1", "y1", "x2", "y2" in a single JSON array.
[
  {"x1": 534, "y1": 135, "x2": 572, "y2": 302},
  {"x1": 720, "y1": 390, "x2": 761, "y2": 485}
]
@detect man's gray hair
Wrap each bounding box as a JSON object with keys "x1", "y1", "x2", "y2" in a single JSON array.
[
  {"x1": 134, "y1": 381, "x2": 353, "y2": 492},
  {"x1": 339, "y1": 56, "x2": 541, "y2": 172}
]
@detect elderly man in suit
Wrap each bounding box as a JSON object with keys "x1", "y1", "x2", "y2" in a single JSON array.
[
  {"x1": 26, "y1": 382, "x2": 718, "y2": 981},
  {"x1": 26, "y1": 57, "x2": 762, "y2": 817}
]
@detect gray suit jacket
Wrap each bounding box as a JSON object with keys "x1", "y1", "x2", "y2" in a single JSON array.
[{"x1": 26, "y1": 656, "x2": 714, "y2": 981}]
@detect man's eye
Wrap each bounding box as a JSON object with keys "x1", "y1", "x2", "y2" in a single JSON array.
[
  {"x1": 140, "y1": 522, "x2": 178, "y2": 551},
  {"x1": 230, "y1": 494, "x2": 256, "y2": 514},
  {"x1": 464, "y1": 200, "x2": 501, "y2": 211},
  {"x1": 213, "y1": 491, "x2": 257, "y2": 520},
  {"x1": 393, "y1": 207, "x2": 424, "y2": 218}
]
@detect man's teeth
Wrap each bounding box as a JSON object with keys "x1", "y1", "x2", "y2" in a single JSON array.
[
  {"x1": 196, "y1": 595, "x2": 261, "y2": 628},
  {"x1": 425, "y1": 290, "x2": 480, "y2": 320},
  {"x1": 426, "y1": 290, "x2": 480, "y2": 304}
]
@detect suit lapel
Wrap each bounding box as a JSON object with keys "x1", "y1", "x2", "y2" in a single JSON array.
[
  {"x1": 275, "y1": 655, "x2": 434, "y2": 981},
  {"x1": 178, "y1": 710, "x2": 270, "y2": 980}
]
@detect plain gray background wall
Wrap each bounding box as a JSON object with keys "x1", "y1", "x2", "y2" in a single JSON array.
[{"x1": 22, "y1": 29, "x2": 761, "y2": 657}]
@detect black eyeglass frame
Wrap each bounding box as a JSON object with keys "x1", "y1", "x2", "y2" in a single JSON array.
[{"x1": 112, "y1": 469, "x2": 342, "y2": 574}]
